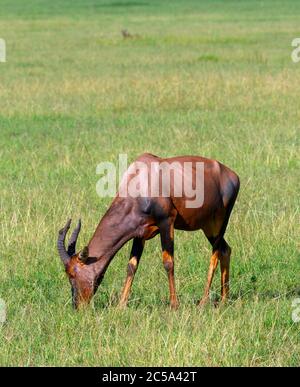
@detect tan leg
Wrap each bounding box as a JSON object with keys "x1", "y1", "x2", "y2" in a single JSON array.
[
  {"x1": 199, "y1": 237, "x2": 232, "y2": 306},
  {"x1": 198, "y1": 250, "x2": 220, "y2": 307},
  {"x1": 220, "y1": 244, "x2": 231, "y2": 302},
  {"x1": 160, "y1": 220, "x2": 179, "y2": 310},
  {"x1": 162, "y1": 250, "x2": 179, "y2": 309},
  {"x1": 119, "y1": 238, "x2": 144, "y2": 308}
]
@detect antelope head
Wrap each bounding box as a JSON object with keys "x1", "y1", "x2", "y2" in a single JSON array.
[{"x1": 57, "y1": 219, "x2": 102, "y2": 309}]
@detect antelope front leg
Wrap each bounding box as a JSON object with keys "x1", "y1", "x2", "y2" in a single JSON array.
[
  {"x1": 119, "y1": 238, "x2": 144, "y2": 308},
  {"x1": 160, "y1": 220, "x2": 179, "y2": 310}
]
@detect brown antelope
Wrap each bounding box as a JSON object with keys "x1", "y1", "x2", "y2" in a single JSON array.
[{"x1": 57, "y1": 153, "x2": 240, "y2": 309}]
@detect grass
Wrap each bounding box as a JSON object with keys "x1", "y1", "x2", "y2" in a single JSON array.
[{"x1": 0, "y1": 0, "x2": 299, "y2": 366}]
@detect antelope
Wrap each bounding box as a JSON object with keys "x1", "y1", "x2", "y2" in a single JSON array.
[{"x1": 57, "y1": 153, "x2": 240, "y2": 309}]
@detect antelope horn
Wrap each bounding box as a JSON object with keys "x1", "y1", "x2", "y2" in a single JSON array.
[
  {"x1": 57, "y1": 219, "x2": 72, "y2": 266},
  {"x1": 67, "y1": 219, "x2": 81, "y2": 256}
]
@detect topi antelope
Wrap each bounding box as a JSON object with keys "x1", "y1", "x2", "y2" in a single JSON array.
[{"x1": 57, "y1": 153, "x2": 240, "y2": 309}]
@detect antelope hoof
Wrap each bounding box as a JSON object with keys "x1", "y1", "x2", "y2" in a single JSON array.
[
  {"x1": 198, "y1": 297, "x2": 209, "y2": 308},
  {"x1": 220, "y1": 297, "x2": 229, "y2": 306},
  {"x1": 170, "y1": 300, "x2": 179, "y2": 310},
  {"x1": 118, "y1": 300, "x2": 128, "y2": 309}
]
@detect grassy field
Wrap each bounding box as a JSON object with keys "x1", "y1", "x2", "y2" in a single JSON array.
[{"x1": 0, "y1": 0, "x2": 299, "y2": 366}]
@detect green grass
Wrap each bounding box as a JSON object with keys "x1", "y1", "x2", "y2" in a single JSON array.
[{"x1": 0, "y1": 0, "x2": 299, "y2": 366}]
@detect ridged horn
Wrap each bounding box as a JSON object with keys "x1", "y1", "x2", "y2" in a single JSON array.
[
  {"x1": 57, "y1": 219, "x2": 72, "y2": 266},
  {"x1": 67, "y1": 219, "x2": 81, "y2": 256}
]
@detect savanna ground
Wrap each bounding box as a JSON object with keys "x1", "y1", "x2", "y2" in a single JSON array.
[{"x1": 0, "y1": 0, "x2": 299, "y2": 367}]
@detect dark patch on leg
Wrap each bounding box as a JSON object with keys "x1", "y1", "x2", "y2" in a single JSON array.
[
  {"x1": 163, "y1": 260, "x2": 173, "y2": 273},
  {"x1": 127, "y1": 262, "x2": 136, "y2": 276}
]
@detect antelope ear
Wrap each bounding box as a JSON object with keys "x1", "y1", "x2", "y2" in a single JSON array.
[{"x1": 79, "y1": 246, "x2": 89, "y2": 263}]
